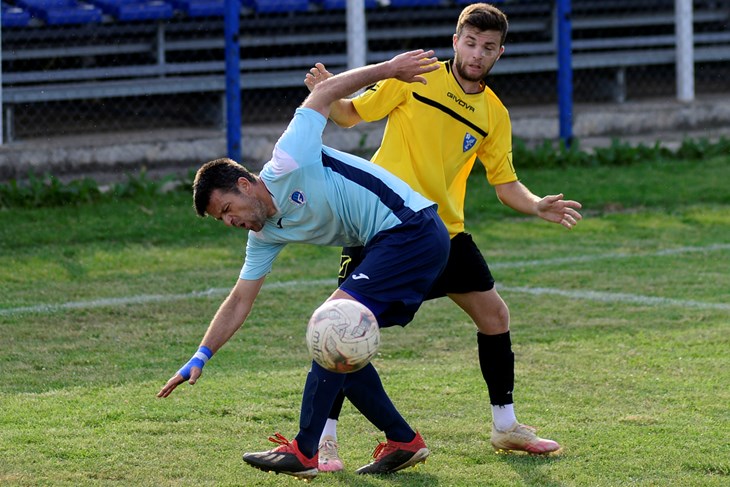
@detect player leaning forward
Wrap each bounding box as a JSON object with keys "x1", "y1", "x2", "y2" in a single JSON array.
[
  {"x1": 307, "y1": 3, "x2": 583, "y2": 469},
  {"x1": 157, "y1": 49, "x2": 450, "y2": 480}
]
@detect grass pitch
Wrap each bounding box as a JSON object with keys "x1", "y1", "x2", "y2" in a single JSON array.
[{"x1": 0, "y1": 156, "x2": 728, "y2": 486}]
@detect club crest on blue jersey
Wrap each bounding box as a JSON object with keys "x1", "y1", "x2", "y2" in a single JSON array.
[
  {"x1": 463, "y1": 133, "x2": 477, "y2": 152},
  {"x1": 290, "y1": 190, "x2": 306, "y2": 206}
]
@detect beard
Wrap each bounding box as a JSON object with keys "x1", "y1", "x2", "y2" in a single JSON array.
[
  {"x1": 249, "y1": 196, "x2": 271, "y2": 232},
  {"x1": 453, "y1": 53, "x2": 496, "y2": 82}
]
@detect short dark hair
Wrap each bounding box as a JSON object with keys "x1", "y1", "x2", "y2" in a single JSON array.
[
  {"x1": 192, "y1": 158, "x2": 256, "y2": 217},
  {"x1": 456, "y1": 3, "x2": 509, "y2": 46}
]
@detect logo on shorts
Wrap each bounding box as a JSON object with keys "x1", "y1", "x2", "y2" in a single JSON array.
[
  {"x1": 352, "y1": 273, "x2": 370, "y2": 280},
  {"x1": 290, "y1": 190, "x2": 306, "y2": 206},
  {"x1": 463, "y1": 133, "x2": 477, "y2": 152}
]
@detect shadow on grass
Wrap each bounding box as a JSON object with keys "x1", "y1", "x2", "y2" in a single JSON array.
[
  {"x1": 309, "y1": 469, "x2": 439, "y2": 486},
  {"x1": 497, "y1": 452, "x2": 565, "y2": 487}
]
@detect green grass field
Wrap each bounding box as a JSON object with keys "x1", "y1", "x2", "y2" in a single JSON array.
[{"x1": 1, "y1": 156, "x2": 728, "y2": 486}]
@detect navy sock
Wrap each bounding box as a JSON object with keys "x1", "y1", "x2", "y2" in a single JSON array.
[
  {"x1": 342, "y1": 363, "x2": 415, "y2": 443},
  {"x1": 477, "y1": 331, "x2": 515, "y2": 405},
  {"x1": 295, "y1": 361, "x2": 347, "y2": 458}
]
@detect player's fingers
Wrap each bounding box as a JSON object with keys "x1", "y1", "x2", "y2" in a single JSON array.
[
  {"x1": 546, "y1": 193, "x2": 564, "y2": 204},
  {"x1": 404, "y1": 48, "x2": 425, "y2": 57},
  {"x1": 560, "y1": 216, "x2": 575, "y2": 229},
  {"x1": 565, "y1": 207, "x2": 583, "y2": 220},
  {"x1": 420, "y1": 57, "x2": 440, "y2": 70},
  {"x1": 188, "y1": 367, "x2": 202, "y2": 385},
  {"x1": 562, "y1": 210, "x2": 584, "y2": 228},
  {"x1": 157, "y1": 374, "x2": 181, "y2": 398}
]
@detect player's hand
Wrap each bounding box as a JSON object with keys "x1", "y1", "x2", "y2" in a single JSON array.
[
  {"x1": 156, "y1": 366, "x2": 203, "y2": 398},
  {"x1": 305, "y1": 63, "x2": 334, "y2": 92},
  {"x1": 157, "y1": 345, "x2": 212, "y2": 398},
  {"x1": 537, "y1": 194, "x2": 583, "y2": 229},
  {"x1": 387, "y1": 49, "x2": 440, "y2": 85}
]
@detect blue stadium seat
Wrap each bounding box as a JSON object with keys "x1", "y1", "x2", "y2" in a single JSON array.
[
  {"x1": 312, "y1": 0, "x2": 377, "y2": 10},
  {"x1": 1, "y1": 4, "x2": 32, "y2": 27},
  {"x1": 242, "y1": 0, "x2": 309, "y2": 14},
  {"x1": 170, "y1": 0, "x2": 225, "y2": 17},
  {"x1": 15, "y1": 0, "x2": 70, "y2": 7},
  {"x1": 90, "y1": 0, "x2": 174, "y2": 21},
  {"x1": 15, "y1": 0, "x2": 103, "y2": 24},
  {"x1": 388, "y1": 0, "x2": 443, "y2": 6}
]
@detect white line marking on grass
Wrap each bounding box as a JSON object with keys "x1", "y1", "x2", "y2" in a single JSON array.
[
  {"x1": 500, "y1": 286, "x2": 730, "y2": 311},
  {"x1": 0, "y1": 280, "x2": 337, "y2": 317},
  {"x1": 0, "y1": 289, "x2": 226, "y2": 316},
  {"x1": 1, "y1": 244, "x2": 728, "y2": 317},
  {"x1": 491, "y1": 243, "x2": 730, "y2": 269}
]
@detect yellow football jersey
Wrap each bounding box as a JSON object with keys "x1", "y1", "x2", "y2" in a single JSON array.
[{"x1": 352, "y1": 60, "x2": 517, "y2": 236}]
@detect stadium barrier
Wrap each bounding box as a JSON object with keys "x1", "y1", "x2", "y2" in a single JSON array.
[{"x1": 1, "y1": 0, "x2": 729, "y2": 140}]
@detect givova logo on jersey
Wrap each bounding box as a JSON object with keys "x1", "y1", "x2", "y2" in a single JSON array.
[{"x1": 463, "y1": 133, "x2": 477, "y2": 152}]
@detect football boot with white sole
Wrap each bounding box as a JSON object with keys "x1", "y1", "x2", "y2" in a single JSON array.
[{"x1": 243, "y1": 433, "x2": 318, "y2": 481}]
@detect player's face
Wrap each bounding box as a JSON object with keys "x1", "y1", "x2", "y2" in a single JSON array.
[
  {"x1": 452, "y1": 26, "x2": 504, "y2": 85},
  {"x1": 206, "y1": 180, "x2": 271, "y2": 232}
]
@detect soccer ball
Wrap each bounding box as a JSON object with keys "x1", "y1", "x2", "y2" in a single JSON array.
[{"x1": 306, "y1": 299, "x2": 380, "y2": 373}]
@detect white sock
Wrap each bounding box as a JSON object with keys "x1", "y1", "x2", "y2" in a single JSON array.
[
  {"x1": 319, "y1": 418, "x2": 338, "y2": 443},
  {"x1": 492, "y1": 404, "x2": 517, "y2": 431}
]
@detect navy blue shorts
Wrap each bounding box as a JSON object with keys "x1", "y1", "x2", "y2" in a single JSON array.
[
  {"x1": 340, "y1": 231, "x2": 494, "y2": 302},
  {"x1": 338, "y1": 206, "x2": 449, "y2": 328}
]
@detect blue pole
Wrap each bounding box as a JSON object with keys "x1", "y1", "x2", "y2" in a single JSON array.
[
  {"x1": 556, "y1": 0, "x2": 573, "y2": 147},
  {"x1": 224, "y1": 0, "x2": 241, "y2": 162}
]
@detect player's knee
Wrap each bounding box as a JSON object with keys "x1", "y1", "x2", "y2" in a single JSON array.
[
  {"x1": 496, "y1": 301, "x2": 510, "y2": 327},
  {"x1": 475, "y1": 302, "x2": 510, "y2": 334}
]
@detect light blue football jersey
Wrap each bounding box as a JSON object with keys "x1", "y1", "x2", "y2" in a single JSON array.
[{"x1": 240, "y1": 107, "x2": 435, "y2": 280}]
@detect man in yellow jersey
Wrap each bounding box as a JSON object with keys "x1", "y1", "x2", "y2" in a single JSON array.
[{"x1": 305, "y1": 3, "x2": 582, "y2": 471}]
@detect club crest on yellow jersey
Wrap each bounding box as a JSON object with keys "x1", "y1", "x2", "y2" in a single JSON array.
[{"x1": 463, "y1": 133, "x2": 477, "y2": 152}]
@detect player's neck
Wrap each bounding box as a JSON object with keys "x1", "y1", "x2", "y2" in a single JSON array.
[{"x1": 258, "y1": 179, "x2": 279, "y2": 218}]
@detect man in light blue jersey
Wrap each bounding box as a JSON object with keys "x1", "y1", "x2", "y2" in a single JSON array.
[{"x1": 157, "y1": 50, "x2": 450, "y2": 480}]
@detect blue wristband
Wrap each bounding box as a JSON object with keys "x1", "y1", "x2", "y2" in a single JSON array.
[{"x1": 178, "y1": 346, "x2": 213, "y2": 380}]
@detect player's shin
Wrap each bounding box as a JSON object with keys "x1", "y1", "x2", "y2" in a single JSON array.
[
  {"x1": 295, "y1": 361, "x2": 347, "y2": 458},
  {"x1": 477, "y1": 331, "x2": 517, "y2": 429},
  {"x1": 342, "y1": 363, "x2": 415, "y2": 443}
]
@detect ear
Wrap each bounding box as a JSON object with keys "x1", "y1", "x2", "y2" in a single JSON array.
[
  {"x1": 452, "y1": 33, "x2": 458, "y2": 51},
  {"x1": 236, "y1": 177, "x2": 252, "y2": 194},
  {"x1": 497, "y1": 45, "x2": 505, "y2": 60}
]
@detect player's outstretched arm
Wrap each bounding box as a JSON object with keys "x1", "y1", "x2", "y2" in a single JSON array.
[
  {"x1": 302, "y1": 49, "x2": 439, "y2": 119},
  {"x1": 156, "y1": 277, "x2": 265, "y2": 398}
]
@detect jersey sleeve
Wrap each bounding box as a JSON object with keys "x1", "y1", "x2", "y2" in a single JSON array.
[
  {"x1": 352, "y1": 79, "x2": 410, "y2": 122},
  {"x1": 477, "y1": 104, "x2": 518, "y2": 186},
  {"x1": 239, "y1": 232, "x2": 286, "y2": 280},
  {"x1": 270, "y1": 108, "x2": 328, "y2": 172}
]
